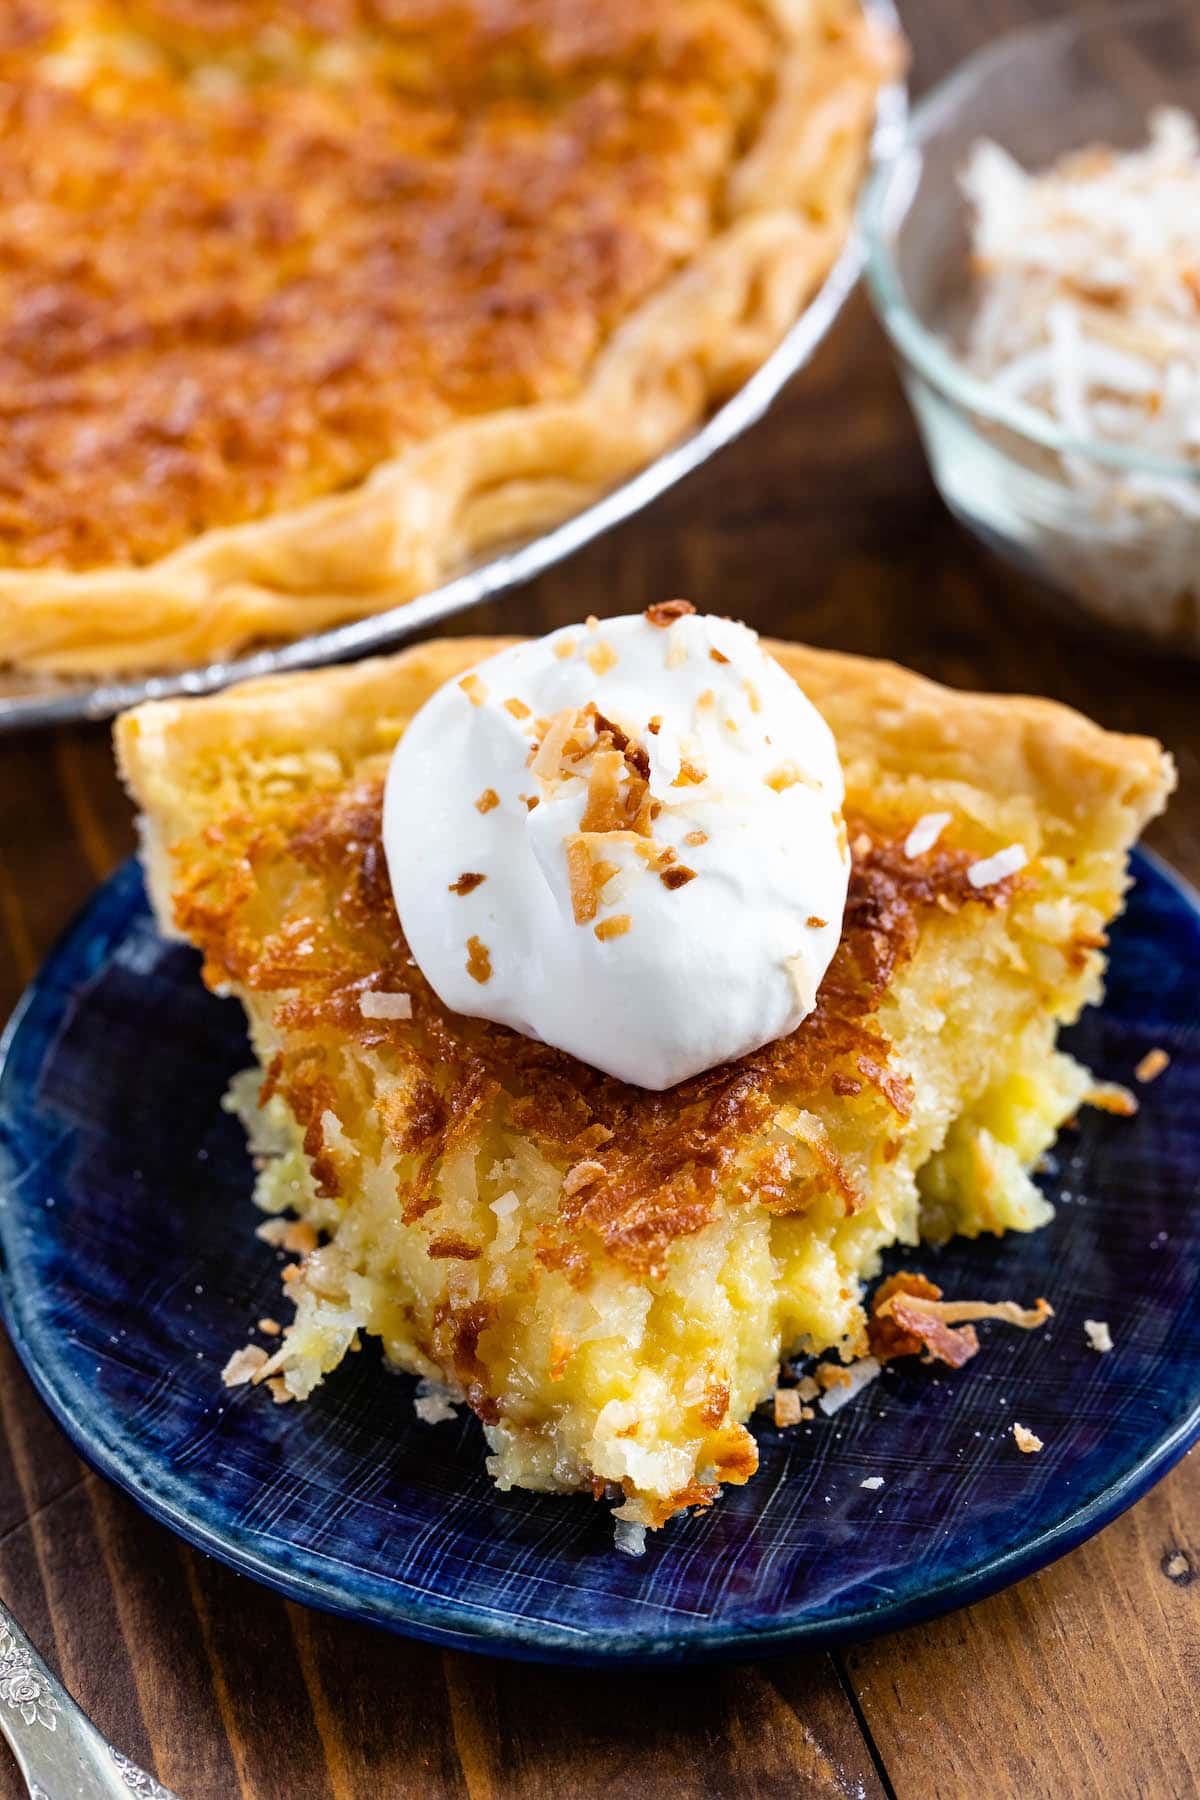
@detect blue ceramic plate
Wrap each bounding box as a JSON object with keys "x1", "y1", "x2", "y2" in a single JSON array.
[{"x1": 1, "y1": 852, "x2": 1198, "y2": 1665}]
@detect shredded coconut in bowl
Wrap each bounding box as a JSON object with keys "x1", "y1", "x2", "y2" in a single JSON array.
[{"x1": 960, "y1": 108, "x2": 1200, "y2": 646}]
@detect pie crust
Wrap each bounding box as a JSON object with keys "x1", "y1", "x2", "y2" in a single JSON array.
[
  {"x1": 2, "y1": 2, "x2": 898, "y2": 675},
  {"x1": 118, "y1": 633, "x2": 1173, "y2": 884}
]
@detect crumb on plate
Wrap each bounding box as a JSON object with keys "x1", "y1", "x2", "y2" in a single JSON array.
[
  {"x1": 222, "y1": 1344, "x2": 268, "y2": 1387},
  {"x1": 1083, "y1": 1318, "x2": 1114, "y2": 1353},
  {"x1": 774, "y1": 1387, "x2": 802, "y2": 1428}
]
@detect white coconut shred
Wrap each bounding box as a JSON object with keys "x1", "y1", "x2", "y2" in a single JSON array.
[{"x1": 961, "y1": 108, "x2": 1200, "y2": 643}]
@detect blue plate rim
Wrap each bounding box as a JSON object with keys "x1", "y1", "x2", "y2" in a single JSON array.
[{"x1": 1, "y1": 846, "x2": 1198, "y2": 1666}]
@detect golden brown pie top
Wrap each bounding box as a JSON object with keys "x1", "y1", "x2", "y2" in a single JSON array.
[
  {"x1": 168, "y1": 763, "x2": 1020, "y2": 1278},
  {"x1": 0, "y1": 0, "x2": 774, "y2": 570}
]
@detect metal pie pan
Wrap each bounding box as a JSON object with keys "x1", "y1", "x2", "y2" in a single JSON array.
[{"x1": 0, "y1": 17, "x2": 904, "y2": 735}]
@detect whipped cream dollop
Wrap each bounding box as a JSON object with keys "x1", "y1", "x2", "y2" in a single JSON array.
[{"x1": 383, "y1": 604, "x2": 849, "y2": 1090}]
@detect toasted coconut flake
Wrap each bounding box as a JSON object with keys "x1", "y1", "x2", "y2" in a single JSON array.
[
  {"x1": 282, "y1": 1220, "x2": 319, "y2": 1254},
  {"x1": 896, "y1": 1304, "x2": 979, "y2": 1367},
  {"x1": 1135, "y1": 1048, "x2": 1170, "y2": 1083},
  {"x1": 562, "y1": 1159, "x2": 605, "y2": 1197},
  {"x1": 967, "y1": 844, "x2": 1027, "y2": 888},
  {"x1": 774, "y1": 1387, "x2": 802, "y2": 1427},
  {"x1": 647, "y1": 714, "x2": 663, "y2": 735},
  {"x1": 592, "y1": 829, "x2": 650, "y2": 853},
  {"x1": 531, "y1": 707, "x2": 582, "y2": 782},
  {"x1": 673, "y1": 758, "x2": 706, "y2": 786},
  {"x1": 807, "y1": 915, "x2": 827, "y2": 929},
  {"x1": 466, "y1": 935, "x2": 492, "y2": 984},
  {"x1": 252, "y1": 1342, "x2": 289, "y2": 1381},
  {"x1": 566, "y1": 836, "x2": 597, "y2": 925},
  {"x1": 554, "y1": 637, "x2": 577, "y2": 660},
  {"x1": 765, "y1": 762, "x2": 815, "y2": 792},
  {"x1": 475, "y1": 787, "x2": 499, "y2": 814},
  {"x1": 684, "y1": 829, "x2": 708, "y2": 847},
  {"x1": 796, "y1": 1375, "x2": 821, "y2": 1403},
  {"x1": 255, "y1": 1218, "x2": 290, "y2": 1246},
  {"x1": 222, "y1": 1345, "x2": 268, "y2": 1388},
  {"x1": 257, "y1": 1317, "x2": 282, "y2": 1336},
  {"x1": 459, "y1": 673, "x2": 488, "y2": 707},
  {"x1": 503, "y1": 696, "x2": 532, "y2": 720},
  {"x1": 1084, "y1": 1318, "x2": 1114, "y2": 1353},
  {"x1": 579, "y1": 750, "x2": 626, "y2": 834},
  {"x1": 1013, "y1": 1422, "x2": 1043, "y2": 1454},
  {"x1": 660, "y1": 866, "x2": 696, "y2": 891},
  {"x1": 899, "y1": 1296, "x2": 1053, "y2": 1330},
  {"x1": 625, "y1": 782, "x2": 655, "y2": 838},
  {"x1": 448, "y1": 871, "x2": 486, "y2": 896},
  {"x1": 359, "y1": 990, "x2": 413, "y2": 1020},
  {"x1": 586, "y1": 640, "x2": 618, "y2": 676},
  {"x1": 644, "y1": 599, "x2": 695, "y2": 628},
  {"x1": 428, "y1": 1233, "x2": 482, "y2": 1260},
  {"x1": 266, "y1": 1376, "x2": 294, "y2": 1405},
  {"x1": 1085, "y1": 1080, "x2": 1139, "y2": 1116},
  {"x1": 590, "y1": 706, "x2": 630, "y2": 750},
  {"x1": 710, "y1": 647, "x2": 730, "y2": 664},
  {"x1": 904, "y1": 812, "x2": 953, "y2": 859},
  {"x1": 869, "y1": 1272, "x2": 1051, "y2": 1368},
  {"x1": 595, "y1": 914, "x2": 632, "y2": 941}
]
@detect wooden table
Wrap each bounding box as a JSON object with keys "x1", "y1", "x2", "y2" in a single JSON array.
[{"x1": 2, "y1": 2, "x2": 1198, "y2": 1793}]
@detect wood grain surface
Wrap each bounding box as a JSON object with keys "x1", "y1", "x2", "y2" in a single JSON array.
[{"x1": 1, "y1": 1, "x2": 1198, "y2": 1795}]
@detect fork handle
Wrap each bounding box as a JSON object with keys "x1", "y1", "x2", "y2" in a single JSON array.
[{"x1": 0, "y1": 1596, "x2": 179, "y2": 1799}]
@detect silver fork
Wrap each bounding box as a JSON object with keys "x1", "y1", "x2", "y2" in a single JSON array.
[{"x1": 0, "y1": 1596, "x2": 180, "y2": 1799}]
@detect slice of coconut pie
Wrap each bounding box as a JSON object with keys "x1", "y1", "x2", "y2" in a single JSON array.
[{"x1": 115, "y1": 618, "x2": 1173, "y2": 1531}]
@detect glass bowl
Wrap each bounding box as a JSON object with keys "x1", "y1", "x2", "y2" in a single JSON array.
[{"x1": 862, "y1": 3, "x2": 1200, "y2": 654}]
